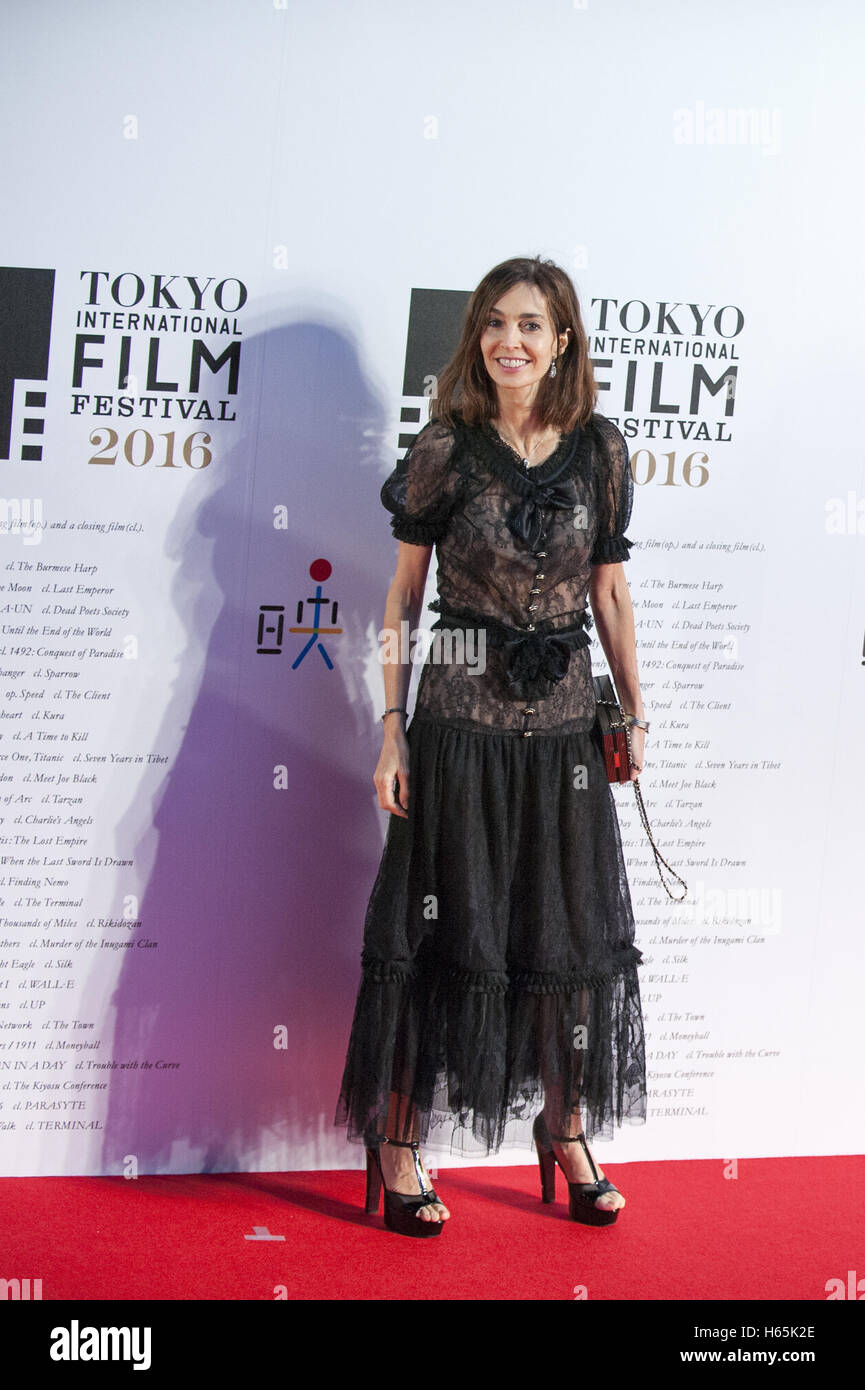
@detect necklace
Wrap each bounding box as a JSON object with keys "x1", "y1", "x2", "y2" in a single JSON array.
[{"x1": 492, "y1": 421, "x2": 563, "y2": 470}]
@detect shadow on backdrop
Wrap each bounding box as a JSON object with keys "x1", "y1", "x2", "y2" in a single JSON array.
[{"x1": 98, "y1": 313, "x2": 398, "y2": 1174}]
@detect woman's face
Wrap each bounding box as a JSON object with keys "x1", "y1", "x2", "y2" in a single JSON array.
[{"x1": 479, "y1": 281, "x2": 566, "y2": 406}]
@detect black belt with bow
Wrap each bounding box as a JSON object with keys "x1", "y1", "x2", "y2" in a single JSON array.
[{"x1": 428, "y1": 599, "x2": 594, "y2": 701}]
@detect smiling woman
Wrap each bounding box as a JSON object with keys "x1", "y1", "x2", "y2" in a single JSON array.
[
  {"x1": 335, "y1": 255, "x2": 648, "y2": 1239},
  {"x1": 483, "y1": 294, "x2": 565, "y2": 380},
  {"x1": 434, "y1": 256, "x2": 597, "y2": 436}
]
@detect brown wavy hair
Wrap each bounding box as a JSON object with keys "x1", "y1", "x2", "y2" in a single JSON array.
[{"x1": 429, "y1": 255, "x2": 598, "y2": 433}]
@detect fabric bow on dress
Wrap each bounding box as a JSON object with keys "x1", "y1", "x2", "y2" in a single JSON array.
[
  {"x1": 506, "y1": 477, "x2": 578, "y2": 550},
  {"x1": 501, "y1": 627, "x2": 576, "y2": 692}
]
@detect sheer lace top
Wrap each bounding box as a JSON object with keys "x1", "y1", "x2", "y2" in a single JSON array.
[{"x1": 380, "y1": 411, "x2": 634, "y2": 734}]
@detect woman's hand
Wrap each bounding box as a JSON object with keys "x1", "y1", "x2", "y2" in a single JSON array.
[
  {"x1": 374, "y1": 727, "x2": 410, "y2": 817},
  {"x1": 628, "y1": 726, "x2": 645, "y2": 780}
]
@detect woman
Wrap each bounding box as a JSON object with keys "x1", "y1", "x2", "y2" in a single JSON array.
[{"x1": 335, "y1": 255, "x2": 648, "y2": 1237}]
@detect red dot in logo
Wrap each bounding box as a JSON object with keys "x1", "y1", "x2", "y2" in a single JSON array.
[{"x1": 309, "y1": 558, "x2": 331, "y2": 581}]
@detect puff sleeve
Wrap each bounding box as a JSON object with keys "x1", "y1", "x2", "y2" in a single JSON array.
[
  {"x1": 589, "y1": 416, "x2": 634, "y2": 564},
  {"x1": 380, "y1": 418, "x2": 463, "y2": 546}
]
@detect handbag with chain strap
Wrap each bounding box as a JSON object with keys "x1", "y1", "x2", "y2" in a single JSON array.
[{"x1": 593, "y1": 672, "x2": 688, "y2": 902}]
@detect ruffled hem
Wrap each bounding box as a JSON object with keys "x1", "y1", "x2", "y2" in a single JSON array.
[
  {"x1": 468, "y1": 416, "x2": 593, "y2": 496},
  {"x1": 335, "y1": 949, "x2": 647, "y2": 1156},
  {"x1": 389, "y1": 515, "x2": 446, "y2": 546},
  {"x1": 359, "y1": 947, "x2": 643, "y2": 994},
  {"x1": 590, "y1": 532, "x2": 633, "y2": 563}
]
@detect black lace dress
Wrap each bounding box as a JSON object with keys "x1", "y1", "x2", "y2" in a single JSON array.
[{"x1": 335, "y1": 411, "x2": 647, "y2": 1156}]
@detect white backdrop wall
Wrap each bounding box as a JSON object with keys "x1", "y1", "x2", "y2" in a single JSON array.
[{"x1": 0, "y1": 0, "x2": 862, "y2": 1176}]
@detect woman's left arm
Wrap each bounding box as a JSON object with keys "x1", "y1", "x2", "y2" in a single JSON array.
[{"x1": 588, "y1": 561, "x2": 646, "y2": 779}]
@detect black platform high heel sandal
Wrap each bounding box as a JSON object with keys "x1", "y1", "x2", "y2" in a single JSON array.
[
  {"x1": 364, "y1": 1137, "x2": 446, "y2": 1238},
  {"x1": 532, "y1": 1112, "x2": 623, "y2": 1227}
]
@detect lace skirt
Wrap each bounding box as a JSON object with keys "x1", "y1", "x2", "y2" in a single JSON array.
[{"x1": 334, "y1": 712, "x2": 647, "y2": 1157}]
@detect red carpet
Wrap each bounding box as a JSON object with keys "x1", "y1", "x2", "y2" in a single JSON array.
[{"x1": 2, "y1": 1154, "x2": 862, "y2": 1302}]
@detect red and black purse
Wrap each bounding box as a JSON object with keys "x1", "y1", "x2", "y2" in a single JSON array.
[{"x1": 593, "y1": 673, "x2": 688, "y2": 902}]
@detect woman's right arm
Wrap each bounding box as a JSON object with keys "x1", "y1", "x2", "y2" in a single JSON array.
[{"x1": 373, "y1": 540, "x2": 434, "y2": 818}]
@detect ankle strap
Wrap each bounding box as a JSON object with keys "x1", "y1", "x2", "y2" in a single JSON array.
[{"x1": 370, "y1": 1135, "x2": 432, "y2": 1197}]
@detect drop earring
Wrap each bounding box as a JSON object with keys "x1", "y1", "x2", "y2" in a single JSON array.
[{"x1": 548, "y1": 357, "x2": 557, "y2": 379}]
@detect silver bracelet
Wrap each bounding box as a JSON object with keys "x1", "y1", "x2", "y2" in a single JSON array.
[
  {"x1": 622, "y1": 711, "x2": 650, "y2": 733},
  {"x1": 380, "y1": 706, "x2": 407, "y2": 722}
]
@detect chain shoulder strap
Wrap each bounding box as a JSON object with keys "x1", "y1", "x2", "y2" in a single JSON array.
[{"x1": 621, "y1": 716, "x2": 689, "y2": 902}]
